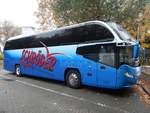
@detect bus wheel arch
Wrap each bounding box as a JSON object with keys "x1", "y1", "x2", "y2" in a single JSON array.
[
  {"x1": 65, "y1": 68, "x2": 81, "y2": 89},
  {"x1": 15, "y1": 64, "x2": 22, "y2": 77}
]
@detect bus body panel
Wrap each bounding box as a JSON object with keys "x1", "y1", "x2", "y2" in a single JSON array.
[
  {"x1": 3, "y1": 21, "x2": 141, "y2": 89},
  {"x1": 79, "y1": 58, "x2": 97, "y2": 87},
  {"x1": 4, "y1": 45, "x2": 78, "y2": 80},
  {"x1": 4, "y1": 43, "x2": 140, "y2": 89},
  {"x1": 4, "y1": 44, "x2": 117, "y2": 88},
  {"x1": 116, "y1": 64, "x2": 141, "y2": 88},
  {"x1": 4, "y1": 50, "x2": 22, "y2": 72},
  {"x1": 97, "y1": 64, "x2": 116, "y2": 88}
]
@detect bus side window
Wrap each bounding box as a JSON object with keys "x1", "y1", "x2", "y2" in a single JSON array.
[
  {"x1": 98, "y1": 45, "x2": 115, "y2": 67},
  {"x1": 95, "y1": 25, "x2": 114, "y2": 41},
  {"x1": 76, "y1": 45, "x2": 98, "y2": 62}
]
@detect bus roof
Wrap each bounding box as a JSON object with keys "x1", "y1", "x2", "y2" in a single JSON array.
[
  {"x1": 7, "y1": 20, "x2": 107, "y2": 41},
  {"x1": 5, "y1": 20, "x2": 137, "y2": 50}
]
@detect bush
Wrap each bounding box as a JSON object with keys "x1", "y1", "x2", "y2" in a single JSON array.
[{"x1": 0, "y1": 53, "x2": 3, "y2": 60}]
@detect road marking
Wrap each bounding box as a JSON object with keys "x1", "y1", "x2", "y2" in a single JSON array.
[{"x1": 0, "y1": 75, "x2": 130, "y2": 113}]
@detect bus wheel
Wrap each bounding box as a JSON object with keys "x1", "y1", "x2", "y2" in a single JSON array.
[
  {"x1": 15, "y1": 65, "x2": 22, "y2": 77},
  {"x1": 66, "y1": 70, "x2": 81, "y2": 89}
]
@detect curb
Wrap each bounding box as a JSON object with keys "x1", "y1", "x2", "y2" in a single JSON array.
[
  {"x1": 141, "y1": 85, "x2": 150, "y2": 96},
  {"x1": 142, "y1": 66, "x2": 150, "y2": 76},
  {"x1": 142, "y1": 72, "x2": 150, "y2": 76},
  {"x1": 137, "y1": 80, "x2": 150, "y2": 98}
]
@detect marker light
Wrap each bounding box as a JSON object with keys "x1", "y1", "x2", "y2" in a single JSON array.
[{"x1": 124, "y1": 72, "x2": 134, "y2": 78}]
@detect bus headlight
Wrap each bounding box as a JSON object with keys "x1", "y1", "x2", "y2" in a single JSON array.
[{"x1": 124, "y1": 72, "x2": 134, "y2": 78}]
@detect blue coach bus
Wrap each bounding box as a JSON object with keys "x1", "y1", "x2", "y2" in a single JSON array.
[{"x1": 3, "y1": 21, "x2": 141, "y2": 89}]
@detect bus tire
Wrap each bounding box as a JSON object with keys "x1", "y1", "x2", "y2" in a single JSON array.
[
  {"x1": 66, "y1": 70, "x2": 81, "y2": 89},
  {"x1": 15, "y1": 65, "x2": 22, "y2": 77}
]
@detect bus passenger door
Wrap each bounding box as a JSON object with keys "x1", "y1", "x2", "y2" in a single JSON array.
[
  {"x1": 77, "y1": 45, "x2": 98, "y2": 86},
  {"x1": 96, "y1": 44, "x2": 117, "y2": 89},
  {"x1": 82, "y1": 59, "x2": 97, "y2": 86}
]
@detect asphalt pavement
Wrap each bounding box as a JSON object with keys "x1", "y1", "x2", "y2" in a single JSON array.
[{"x1": 0, "y1": 64, "x2": 150, "y2": 113}]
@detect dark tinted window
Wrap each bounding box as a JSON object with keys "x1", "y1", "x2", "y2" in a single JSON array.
[
  {"x1": 77, "y1": 44, "x2": 98, "y2": 61},
  {"x1": 4, "y1": 36, "x2": 37, "y2": 50},
  {"x1": 4, "y1": 23, "x2": 114, "y2": 50},
  {"x1": 39, "y1": 24, "x2": 114, "y2": 46},
  {"x1": 84, "y1": 24, "x2": 114, "y2": 42},
  {"x1": 77, "y1": 44, "x2": 116, "y2": 67},
  {"x1": 62, "y1": 24, "x2": 114, "y2": 44}
]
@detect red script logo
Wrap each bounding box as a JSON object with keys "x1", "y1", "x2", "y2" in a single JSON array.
[{"x1": 20, "y1": 42, "x2": 64, "y2": 71}]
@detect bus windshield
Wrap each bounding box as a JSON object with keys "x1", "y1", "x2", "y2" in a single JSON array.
[
  {"x1": 119, "y1": 46, "x2": 134, "y2": 66},
  {"x1": 107, "y1": 22, "x2": 135, "y2": 41}
]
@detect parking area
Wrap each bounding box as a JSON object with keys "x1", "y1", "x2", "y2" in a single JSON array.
[{"x1": 0, "y1": 62, "x2": 150, "y2": 113}]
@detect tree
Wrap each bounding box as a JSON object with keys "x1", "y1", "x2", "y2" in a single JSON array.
[
  {"x1": 140, "y1": 4, "x2": 150, "y2": 48},
  {"x1": 35, "y1": 0, "x2": 54, "y2": 30},
  {"x1": 36, "y1": 0, "x2": 146, "y2": 30},
  {"x1": 0, "y1": 20, "x2": 21, "y2": 44}
]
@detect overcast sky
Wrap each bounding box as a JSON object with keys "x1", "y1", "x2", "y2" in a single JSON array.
[{"x1": 0, "y1": 0, "x2": 38, "y2": 27}]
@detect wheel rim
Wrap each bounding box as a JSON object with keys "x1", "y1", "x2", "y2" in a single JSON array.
[
  {"x1": 16, "y1": 66, "x2": 20, "y2": 75},
  {"x1": 68, "y1": 73, "x2": 79, "y2": 86}
]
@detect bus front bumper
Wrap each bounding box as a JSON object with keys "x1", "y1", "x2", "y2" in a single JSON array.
[{"x1": 116, "y1": 66, "x2": 141, "y2": 89}]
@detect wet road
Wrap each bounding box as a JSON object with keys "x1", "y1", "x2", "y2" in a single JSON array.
[{"x1": 0, "y1": 69, "x2": 150, "y2": 113}]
